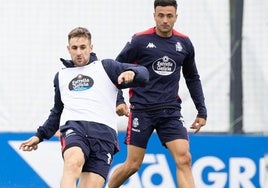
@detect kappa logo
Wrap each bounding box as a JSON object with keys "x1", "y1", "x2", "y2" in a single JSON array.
[
  {"x1": 107, "y1": 153, "x2": 112, "y2": 165},
  {"x1": 65, "y1": 129, "x2": 76, "y2": 137},
  {"x1": 179, "y1": 116, "x2": 185, "y2": 126},
  {"x1": 146, "y1": 42, "x2": 156, "y2": 48}
]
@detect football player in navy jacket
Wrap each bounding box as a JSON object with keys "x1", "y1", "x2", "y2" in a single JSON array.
[
  {"x1": 108, "y1": 0, "x2": 207, "y2": 188},
  {"x1": 19, "y1": 27, "x2": 149, "y2": 188}
]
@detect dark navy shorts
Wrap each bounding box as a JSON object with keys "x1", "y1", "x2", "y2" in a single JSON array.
[
  {"x1": 125, "y1": 108, "x2": 188, "y2": 148},
  {"x1": 60, "y1": 121, "x2": 117, "y2": 180}
]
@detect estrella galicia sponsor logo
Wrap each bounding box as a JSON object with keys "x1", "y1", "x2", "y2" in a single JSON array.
[
  {"x1": 69, "y1": 74, "x2": 94, "y2": 91},
  {"x1": 152, "y1": 56, "x2": 176, "y2": 76}
]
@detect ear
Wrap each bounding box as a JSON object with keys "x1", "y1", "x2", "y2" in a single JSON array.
[
  {"x1": 67, "y1": 45, "x2": 70, "y2": 53},
  {"x1": 89, "y1": 44, "x2": 93, "y2": 53},
  {"x1": 153, "y1": 12, "x2": 157, "y2": 22}
]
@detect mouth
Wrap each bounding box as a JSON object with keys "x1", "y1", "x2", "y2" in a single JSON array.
[
  {"x1": 76, "y1": 57, "x2": 83, "y2": 62},
  {"x1": 162, "y1": 24, "x2": 170, "y2": 29}
]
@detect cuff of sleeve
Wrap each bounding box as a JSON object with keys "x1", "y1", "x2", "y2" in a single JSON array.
[
  {"x1": 197, "y1": 114, "x2": 207, "y2": 120},
  {"x1": 116, "y1": 101, "x2": 126, "y2": 107},
  {"x1": 35, "y1": 132, "x2": 44, "y2": 142}
]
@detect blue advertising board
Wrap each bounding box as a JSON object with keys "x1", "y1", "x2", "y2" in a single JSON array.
[{"x1": 1, "y1": 133, "x2": 268, "y2": 188}]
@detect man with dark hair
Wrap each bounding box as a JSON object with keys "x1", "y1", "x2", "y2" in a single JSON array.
[
  {"x1": 19, "y1": 27, "x2": 149, "y2": 188},
  {"x1": 108, "y1": 0, "x2": 207, "y2": 187}
]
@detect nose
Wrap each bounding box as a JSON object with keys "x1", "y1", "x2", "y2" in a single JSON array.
[
  {"x1": 76, "y1": 48, "x2": 82, "y2": 55},
  {"x1": 163, "y1": 16, "x2": 168, "y2": 23}
]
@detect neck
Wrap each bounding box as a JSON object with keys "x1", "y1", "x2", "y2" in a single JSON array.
[{"x1": 155, "y1": 28, "x2": 172, "y2": 38}]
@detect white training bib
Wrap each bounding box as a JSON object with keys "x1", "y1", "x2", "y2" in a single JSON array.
[{"x1": 58, "y1": 61, "x2": 118, "y2": 131}]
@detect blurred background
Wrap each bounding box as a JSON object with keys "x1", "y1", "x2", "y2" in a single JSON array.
[
  {"x1": 0, "y1": 0, "x2": 267, "y2": 133},
  {"x1": 0, "y1": 0, "x2": 267, "y2": 187}
]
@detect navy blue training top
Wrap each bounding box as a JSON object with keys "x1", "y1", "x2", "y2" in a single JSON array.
[{"x1": 116, "y1": 27, "x2": 207, "y2": 119}]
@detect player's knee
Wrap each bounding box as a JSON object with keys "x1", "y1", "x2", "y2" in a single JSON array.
[
  {"x1": 64, "y1": 158, "x2": 83, "y2": 174},
  {"x1": 125, "y1": 160, "x2": 141, "y2": 173},
  {"x1": 129, "y1": 165, "x2": 140, "y2": 173},
  {"x1": 176, "y1": 152, "x2": 192, "y2": 167}
]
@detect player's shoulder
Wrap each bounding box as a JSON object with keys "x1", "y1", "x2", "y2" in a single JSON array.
[
  {"x1": 172, "y1": 29, "x2": 189, "y2": 39},
  {"x1": 127, "y1": 28, "x2": 155, "y2": 46},
  {"x1": 101, "y1": 59, "x2": 116, "y2": 64},
  {"x1": 172, "y1": 29, "x2": 193, "y2": 48},
  {"x1": 101, "y1": 59, "x2": 119, "y2": 69},
  {"x1": 135, "y1": 27, "x2": 155, "y2": 37},
  {"x1": 134, "y1": 27, "x2": 189, "y2": 39},
  {"x1": 131, "y1": 27, "x2": 155, "y2": 38},
  {"x1": 130, "y1": 28, "x2": 156, "y2": 45}
]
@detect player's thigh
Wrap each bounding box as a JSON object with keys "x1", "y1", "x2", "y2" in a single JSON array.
[
  {"x1": 126, "y1": 145, "x2": 146, "y2": 165},
  {"x1": 166, "y1": 139, "x2": 191, "y2": 163},
  {"x1": 63, "y1": 146, "x2": 85, "y2": 167},
  {"x1": 78, "y1": 172, "x2": 105, "y2": 188}
]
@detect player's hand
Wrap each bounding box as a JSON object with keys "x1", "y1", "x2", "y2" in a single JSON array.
[
  {"x1": 19, "y1": 136, "x2": 40, "y2": 151},
  {"x1": 190, "y1": 117, "x2": 206, "y2": 134},
  {"x1": 116, "y1": 103, "x2": 129, "y2": 117},
  {"x1": 118, "y1": 71, "x2": 135, "y2": 84}
]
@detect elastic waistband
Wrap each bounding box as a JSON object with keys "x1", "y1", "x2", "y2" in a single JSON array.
[{"x1": 131, "y1": 105, "x2": 180, "y2": 112}]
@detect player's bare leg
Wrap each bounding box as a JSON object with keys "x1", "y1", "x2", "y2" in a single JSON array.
[
  {"x1": 61, "y1": 146, "x2": 85, "y2": 188},
  {"x1": 166, "y1": 139, "x2": 195, "y2": 188},
  {"x1": 78, "y1": 172, "x2": 105, "y2": 188},
  {"x1": 108, "y1": 145, "x2": 145, "y2": 188}
]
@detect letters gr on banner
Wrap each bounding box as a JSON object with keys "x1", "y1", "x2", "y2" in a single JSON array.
[
  {"x1": 190, "y1": 135, "x2": 268, "y2": 188},
  {"x1": 192, "y1": 156, "x2": 267, "y2": 188}
]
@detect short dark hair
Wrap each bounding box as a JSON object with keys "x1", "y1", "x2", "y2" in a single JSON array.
[
  {"x1": 154, "y1": 0, "x2": 177, "y2": 10},
  {"x1": 68, "y1": 27, "x2": 91, "y2": 43}
]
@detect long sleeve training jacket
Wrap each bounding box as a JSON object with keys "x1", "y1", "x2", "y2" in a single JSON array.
[
  {"x1": 35, "y1": 53, "x2": 149, "y2": 141},
  {"x1": 116, "y1": 27, "x2": 207, "y2": 119}
]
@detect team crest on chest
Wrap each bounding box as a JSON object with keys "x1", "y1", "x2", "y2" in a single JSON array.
[
  {"x1": 69, "y1": 74, "x2": 94, "y2": 91},
  {"x1": 175, "y1": 42, "x2": 183, "y2": 52}
]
